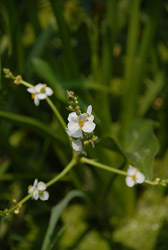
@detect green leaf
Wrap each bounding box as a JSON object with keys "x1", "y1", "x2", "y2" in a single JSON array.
[
  {"x1": 125, "y1": 119, "x2": 159, "y2": 180},
  {"x1": 0, "y1": 110, "x2": 63, "y2": 144},
  {"x1": 100, "y1": 119, "x2": 159, "y2": 180},
  {"x1": 41, "y1": 190, "x2": 84, "y2": 250},
  {"x1": 100, "y1": 137, "x2": 126, "y2": 159}
]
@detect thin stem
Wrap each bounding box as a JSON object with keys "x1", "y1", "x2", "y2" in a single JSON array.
[
  {"x1": 46, "y1": 156, "x2": 77, "y2": 188},
  {"x1": 80, "y1": 157, "x2": 127, "y2": 176},
  {"x1": 20, "y1": 80, "x2": 34, "y2": 89},
  {"x1": 20, "y1": 79, "x2": 67, "y2": 132},
  {"x1": 80, "y1": 157, "x2": 161, "y2": 186},
  {"x1": 46, "y1": 97, "x2": 66, "y2": 130},
  {"x1": 1, "y1": 157, "x2": 78, "y2": 216},
  {"x1": 6, "y1": 193, "x2": 33, "y2": 215}
]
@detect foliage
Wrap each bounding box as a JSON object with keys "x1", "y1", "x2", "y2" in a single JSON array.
[{"x1": 1, "y1": 0, "x2": 168, "y2": 249}]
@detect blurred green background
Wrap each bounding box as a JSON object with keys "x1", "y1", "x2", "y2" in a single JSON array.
[{"x1": 1, "y1": 0, "x2": 168, "y2": 249}]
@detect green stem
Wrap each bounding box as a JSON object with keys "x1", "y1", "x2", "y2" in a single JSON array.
[
  {"x1": 46, "y1": 156, "x2": 77, "y2": 188},
  {"x1": 80, "y1": 157, "x2": 127, "y2": 176},
  {"x1": 2, "y1": 157, "x2": 78, "y2": 216},
  {"x1": 46, "y1": 97, "x2": 66, "y2": 130},
  {"x1": 20, "y1": 79, "x2": 67, "y2": 132},
  {"x1": 5, "y1": 193, "x2": 33, "y2": 215},
  {"x1": 20, "y1": 80, "x2": 34, "y2": 89},
  {"x1": 80, "y1": 157, "x2": 159, "y2": 186}
]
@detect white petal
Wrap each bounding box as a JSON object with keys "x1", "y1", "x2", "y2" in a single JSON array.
[
  {"x1": 72, "y1": 139, "x2": 82, "y2": 151},
  {"x1": 82, "y1": 121, "x2": 96, "y2": 133},
  {"x1": 45, "y1": 87, "x2": 53, "y2": 96},
  {"x1": 79, "y1": 113, "x2": 88, "y2": 120},
  {"x1": 68, "y1": 112, "x2": 78, "y2": 122},
  {"x1": 37, "y1": 181, "x2": 46, "y2": 191},
  {"x1": 71, "y1": 129, "x2": 83, "y2": 138},
  {"x1": 66, "y1": 128, "x2": 71, "y2": 136},
  {"x1": 87, "y1": 105, "x2": 92, "y2": 115},
  {"x1": 37, "y1": 93, "x2": 47, "y2": 100},
  {"x1": 27, "y1": 88, "x2": 35, "y2": 93},
  {"x1": 33, "y1": 179, "x2": 38, "y2": 187},
  {"x1": 127, "y1": 165, "x2": 137, "y2": 176},
  {"x1": 68, "y1": 121, "x2": 80, "y2": 134},
  {"x1": 126, "y1": 176, "x2": 135, "y2": 187},
  {"x1": 34, "y1": 96, "x2": 40, "y2": 106},
  {"x1": 136, "y1": 171, "x2": 145, "y2": 184},
  {"x1": 35, "y1": 83, "x2": 44, "y2": 92},
  {"x1": 33, "y1": 190, "x2": 39, "y2": 200},
  {"x1": 28, "y1": 186, "x2": 35, "y2": 194},
  {"x1": 87, "y1": 115, "x2": 94, "y2": 122},
  {"x1": 40, "y1": 191, "x2": 49, "y2": 201}
]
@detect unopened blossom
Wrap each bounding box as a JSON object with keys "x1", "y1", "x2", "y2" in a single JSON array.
[
  {"x1": 126, "y1": 165, "x2": 145, "y2": 187},
  {"x1": 28, "y1": 179, "x2": 49, "y2": 201},
  {"x1": 27, "y1": 83, "x2": 53, "y2": 106},
  {"x1": 67, "y1": 105, "x2": 96, "y2": 138}
]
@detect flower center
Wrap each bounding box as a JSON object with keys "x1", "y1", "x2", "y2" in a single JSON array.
[
  {"x1": 78, "y1": 120, "x2": 84, "y2": 127},
  {"x1": 132, "y1": 174, "x2": 136, "y2": 180},
  {"x1": 38, "y1": 190, "x2": 43, "y2": 196},
  {"x1": 31, "y1": 93, "x2": 35, "y2": 99},
  {"x1": 40, "y1": 87, "x2": 46, "y2": 93}
]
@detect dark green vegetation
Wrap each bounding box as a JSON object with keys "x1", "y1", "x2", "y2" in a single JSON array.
[{"x1": 1, "y1": 0, "x2": 168, "y2": 249}]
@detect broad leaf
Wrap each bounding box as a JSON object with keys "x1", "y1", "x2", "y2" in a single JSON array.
[{"x1": 125, "y1": 119, "x2": 159, "y2": 180}]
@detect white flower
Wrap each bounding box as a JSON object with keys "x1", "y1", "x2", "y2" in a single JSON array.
[
  {"x1": 28, "y1": 179, "x2": 49, "y2": 201},
  {"x1": 27, "y1": 83, "x2": 53, "y2": 106},
  {"x1": 67, "y1": 105, "x2": 96, "y2": 138},
  {"x1": 72, "y1": 139, "x2": 82, "y2": 151},
  {"x1": 126, "y1": 165, "x2": 145, "y2": 187}
]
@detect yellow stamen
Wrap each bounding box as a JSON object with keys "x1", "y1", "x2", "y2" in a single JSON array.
[
  {"x1": 78, "y1": 120, "x2": 84, "y2": 127},
  {"x1": 31, "y1": 93, "x2": 35, "y2": 99},
  {"x1": 132, "y1": 174, "x2": 136, "y2": 180}
]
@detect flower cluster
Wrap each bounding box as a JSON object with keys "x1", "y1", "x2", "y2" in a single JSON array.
[
  {"x1": 67, "y1": 103, "x2": 97, "y2": 153},
  {"x1": 27, "y1": 83, "x2": 53, "y2": 106},
  {"x1": 28, "y1": 179, "x2": 49, "y2": 201},
  {"x1": 126, "y1": 165, "x2": 145, "y2": 187}
]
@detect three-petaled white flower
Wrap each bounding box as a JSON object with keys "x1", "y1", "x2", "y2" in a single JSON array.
[
  {"x1": 28, "y1": 179, "x2": 49, "y2": 201},
  {"x1": 27, "y1": 83, "x2": 53, "y2": 106},
  {"x1": 126, "y1": 165, "x2": 145, "y2": 187},
  {"x1": 67, "y1": 105, "x2": 96, "y2": 138}
]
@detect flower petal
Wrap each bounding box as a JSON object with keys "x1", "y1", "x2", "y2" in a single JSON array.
[
  {"x1": 34, "y1": 96, "x2": 40, "y2": 106},
  {"x1": 28, "y1": 186, "x2": 35, "y2": 194},
  {"x1": 40, "y1": 191, "x2": 49, "y2": 201},
  {"x1": 68, "y1": 121, "x2": 80, "y2": 134},
  {"x1": 72, "y1": 139, "x2": 82, "y2": 151},
  {"x1": 82, "y1": 121, "x2": 96, "y2": 133},
  {"x1": 126, "y1": 176, "x2": 135, "y2": 187},
  {"x1": 37, "y1": 181, "x2": 46, "y2": 191},
  {"x1": 68, "y1": 112, "x2": 78, "y2": 122},
  {"x1": 33, "y1": 190, "x2": 39, "y2": 200},
  {"x1": 33, "y1": 179, "x2": 38, "y2": 187},
  {"x1": 127, "y1": 165, "x2": 137, "y2": 176},
  {"x1": 35, "y1": 83, "x2": 44, "y2": 92},
  {"x1": 71, "y1": 129, "x2": 83, "y2": 138},
  {"x1": 45, "y1": 87, "x2": 53, "y2": 96},
  {"x1": 136, "y1": 171, "x2": 145, "y2": 184},
  {"x1": 27, "y1": 88, "x2": 35, "y2": 93},
  {"x1": 66, "y1": 128, "x2": 71, "y2": 136},
  {"x1": 79, "y1": 113, "x2": 88, "y2": 120},
  {"x1": 87, "y1": 105, "x2": 92, "y2": 115},
  {"x1": 87, "y1": 115, "x2": 94, "y2": 122},
  {"x1": 37, "y1": 93, "x2": 47, "y2": 100}
]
